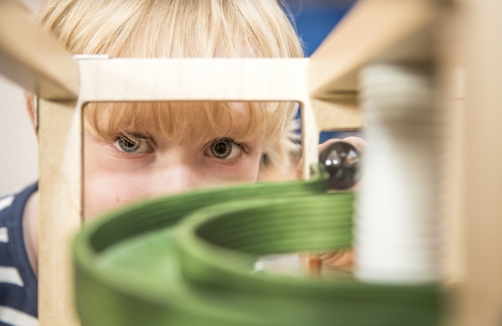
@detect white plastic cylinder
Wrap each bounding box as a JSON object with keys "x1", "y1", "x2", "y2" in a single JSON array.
[{"x1": 355, "y1": 63, "x2": 443, "y2": 283}]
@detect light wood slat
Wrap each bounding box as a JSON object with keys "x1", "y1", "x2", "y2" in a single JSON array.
[
  {"x1": 38, "y1": 99, "x2": 81, "y2": 326},
  {"x1": 300, "y1": 98, "x2": 319, "y2": 179},
  {"x1": 308, "y1": 0, "x2": 437, "y2": 99},
  {"x1": 0, "y1": 0, "x2": 78, "y2": 99},
  {"x1": 456, "y1": 0, "x2": 502, "y2": 324},
  {"x1": 78, "y1": 58, "x2": 309, "y2": 102},
  {"x1": 435, "y1": 5, "x2": 465, "y2": 290}
]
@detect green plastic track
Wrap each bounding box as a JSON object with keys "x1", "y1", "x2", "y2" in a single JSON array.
[{"x1": 73, "y1": 167, "x2": 441, "y2": 326}]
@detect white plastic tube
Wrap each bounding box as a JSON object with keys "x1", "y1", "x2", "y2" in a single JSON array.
[{"x1": 355, "y1": 63, "x2": 443, "y2": 283}]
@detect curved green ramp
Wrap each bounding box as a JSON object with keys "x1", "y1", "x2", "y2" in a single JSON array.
[{"x1": 73, "y1": 167, "x2": 441, "y2": 326}]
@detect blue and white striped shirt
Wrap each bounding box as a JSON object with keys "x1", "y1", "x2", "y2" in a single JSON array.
[{"x1": 0, "y1": 183, "x2": 38, "y2": 326}]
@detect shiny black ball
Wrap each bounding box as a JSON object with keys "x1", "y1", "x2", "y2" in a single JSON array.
[{"x1": 319, "y1": 141, "x2": 362, "y2": 190}]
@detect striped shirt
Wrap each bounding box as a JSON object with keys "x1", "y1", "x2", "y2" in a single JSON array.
[{"x1": 0, "y1": 183, "x2": 38, "y2": 326}]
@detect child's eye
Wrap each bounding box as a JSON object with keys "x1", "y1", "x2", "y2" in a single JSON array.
[
  {"x1": 113, "y1": 133, "x2": 153, "y2": 154},
  {"x1": 206, "y1": 138, "x2": 242, "y2": 160}
]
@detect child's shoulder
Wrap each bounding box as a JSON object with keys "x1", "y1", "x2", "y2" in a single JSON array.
[
  {"x1": 0, "y1": 182, "x2": 39, "y2": 323},
  {"x1": 0, "y1": 182, "x2": 38, "y2": 226}
]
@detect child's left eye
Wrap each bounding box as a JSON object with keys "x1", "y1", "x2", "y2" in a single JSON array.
[
  {"x1": 205, "y1": 138, "x2": 242, "y2": 160},
  {"x1": 113, "y1": 133, "x2": 153, "y2": 154}
]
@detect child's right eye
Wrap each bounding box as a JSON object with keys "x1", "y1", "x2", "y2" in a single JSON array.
[{"x1": 113, "y1": 134, "x2": 153, "y2": 154}]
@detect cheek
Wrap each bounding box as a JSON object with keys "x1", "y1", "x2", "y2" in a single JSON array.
[
  {"x1": 83, "y1": 170, "x2": 145, "y2": 221},
  {"x1": 83, "y1": 134, "x2": 152, "y2": 221}
]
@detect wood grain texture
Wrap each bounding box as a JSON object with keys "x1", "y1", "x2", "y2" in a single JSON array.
[
  {"x1": 0, "y1": 0, "x2": 78, "y2": 99},
  {"x1": 38, "y1": 99, "x2": 82, "y2": 326},
  {"x1": 308, "y1": 0, "x2": 437, "y2": 99},
  {"x1": 456, "y1": 0, "x2": 502, "y2": 324}
]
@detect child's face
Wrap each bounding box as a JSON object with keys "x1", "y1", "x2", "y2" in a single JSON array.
[{"x1": 83, "y1": 102, "x2": 263, "y2": 220}]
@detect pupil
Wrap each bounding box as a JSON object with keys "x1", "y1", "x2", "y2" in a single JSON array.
[{"x1": 214, "y1": 141, "x2": 228, "y2": 155}]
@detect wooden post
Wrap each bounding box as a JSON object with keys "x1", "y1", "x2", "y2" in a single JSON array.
[
  {"x1": 38, "y1": 99, "x2": 82, "y2": 326},
  {"x1": 455, "y1": 0, "x2": 502, "y2": 324}
]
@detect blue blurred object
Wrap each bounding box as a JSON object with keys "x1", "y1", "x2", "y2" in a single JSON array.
[
  {"x1": 319, "y1": 131, "x2": 360, "y2": 144},
  {"x1": 283, "y1": 0, "x2": 355, "y2": 56},
  {"x1": 283, "y1": 0, "x2": 362, "y2": 143}
]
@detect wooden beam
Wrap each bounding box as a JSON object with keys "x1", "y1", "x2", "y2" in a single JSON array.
[
  {"x1": 308, "y1": 0, "x2": 437, "y2": 99},
  {"x1": 0, "y1": 0, "x2": 78, "y2": 99},
  {"x1": 38, "y1": 99, "x2": 82, "y2": 326}
]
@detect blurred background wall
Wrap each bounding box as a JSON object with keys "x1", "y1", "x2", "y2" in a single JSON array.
[
  {"x1": 0, "y1": 0, "x2": 354, "y2": 194},
  {"x1": 0, "y1": 75, "x2": 38, "y2": 194}
]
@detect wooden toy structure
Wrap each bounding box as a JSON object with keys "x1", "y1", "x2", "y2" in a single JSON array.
[{"x1": 1, "y1": 0, "x2": 502, "y2": 324}]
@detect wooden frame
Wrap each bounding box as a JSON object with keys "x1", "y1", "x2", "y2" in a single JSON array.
[
  {"x1": 4, "y1": 0, "x2": 500, "y2": 325},
  {"x1": 76, "y1": 57, "x2": 320, "y2": 179}
]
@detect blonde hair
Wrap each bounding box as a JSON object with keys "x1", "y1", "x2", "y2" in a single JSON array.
[{"x1": 39, "y1": 0, "x2": 303, "y2": 168}]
